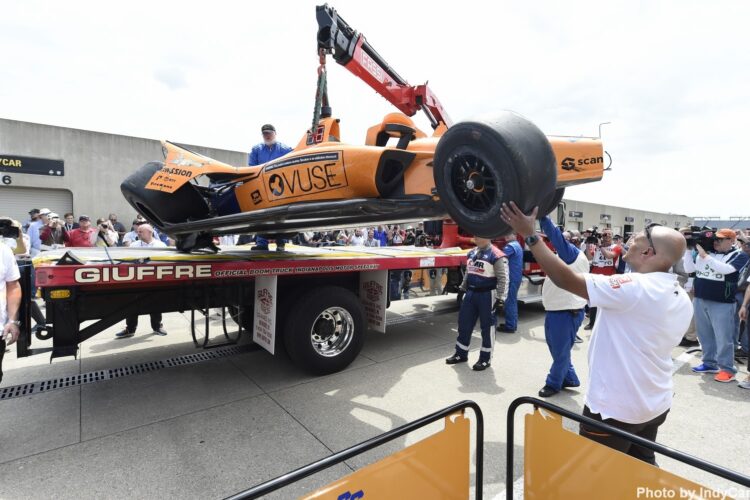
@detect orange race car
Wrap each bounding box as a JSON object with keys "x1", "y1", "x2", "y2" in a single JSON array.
[{"x1": 121, "y1": 5, "x2": 605, "y2": 251}]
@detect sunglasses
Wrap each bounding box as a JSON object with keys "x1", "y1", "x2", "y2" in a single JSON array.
[{"x1": 645, "y1": 223, "x2": 662, "y2": 255}]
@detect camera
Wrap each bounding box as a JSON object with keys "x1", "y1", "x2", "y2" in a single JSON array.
[
  {"x1": 683, "y1": 226, "x2": 716, "y2": 249},
  {"x1": 0, "y1": 218, "x2": 20, "y2": 239},
  {"x1": 585, "y1": 226, "x2": 601, "y2": 245}
]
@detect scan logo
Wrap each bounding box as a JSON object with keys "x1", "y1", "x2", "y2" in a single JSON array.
[{"x1": 561, "y1": 157, "x2": 577, "y2": 170}]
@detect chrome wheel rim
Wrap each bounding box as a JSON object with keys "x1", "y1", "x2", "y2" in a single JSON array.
[{"x1": 310, "y1": 307, "x2": 355, "y2": 357}]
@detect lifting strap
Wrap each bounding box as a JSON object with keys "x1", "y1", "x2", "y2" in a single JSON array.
[{"x1": 311, "y1": 49, "x2": 330, "y2": 133}]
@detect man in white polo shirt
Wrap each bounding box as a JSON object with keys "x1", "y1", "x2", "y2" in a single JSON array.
[{"x1": 501, "y1": 202, "x2": 692, "y2": 465}]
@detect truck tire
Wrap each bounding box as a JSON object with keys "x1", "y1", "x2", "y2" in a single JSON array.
[
  {"x1": 283, "y1": 286, "x2": 365, "y2": 375},
  {"x1": 120, "y1": 161, "x2": 209, "y2": 227},
  {"x1": 433, "y1": 111, "x2": 557, "y2": 238}
]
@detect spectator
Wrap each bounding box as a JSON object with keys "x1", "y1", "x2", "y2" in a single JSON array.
[
  {"x1": 390, "y1": 225, "x2": 405, "y2": 246},
  {"x1": 63, "y1": 213, "x2": 79, "y2": 232},
  {"x1": 580, "y1": 228, "x2": 593, "y2": 252},
  {"x1": 583, "y1": 228, "x2": 622, "y2": 330},
  {"x1": 363, "y1": 229, "x2": 381, "y2": 247},
  {"x1": 93, "y1": 218, "x2": 118, "y2": 247},
  {"x1": 63, "y1": 215, "x2": 96, "y2": 247},
  {"x1": 738, "y1": 273, "x2": 750, "y2": 389},
  {"x1": 373, "y1": 225, "x2": 388, "y2": 247},
  {"x1": 23, "y1": 208, "x2": 40, "y2": 233},
  {"x1": 445, "y1": 236, "x2": 509, "y2": 371},
  {"x1": 249, "y1": 124, "x2": 293, "y2": 252},
  {"x1": 40, "y1": 213, "x2": 66, "y2": 248},
  {"x1": 537, "y1": 216, "x2": 590, "y2": 398},
  {"x1": 218, "y1": 234, "x2": 239, "y2": 246},
  {"x1": 0, "y1": 234, "x2": 22, "y2": 384},
  {"x1": 501, "y1": 203, "x2": 692, "y2": 465},
  {"x1": 108, "y1": 213, "x2": 127, "y2": 246},
  {"x1": 115, "y1": 224, "x2": 168, "y2": 339},
  {"x1": 498, "y1": 233, "x2": 523, "y2": 333},
  {"x1": 677, "y1": 227, "x2": 699, "y2": 347},
  {"x1": 735, "y1": 234, "x2": 750, "y2": 358},
  {"x1": 403, "y1": 226, "x2": 416, "y2": 245},
  {"x1": 692, "y1": 228, "x2": 749, "y2": 382},
  {"x1": 27, "y1": 208, "x2": 51, "y2": 257},
  {"x1": 349, "y1": 229, "x2": 366, "y2": 246}
]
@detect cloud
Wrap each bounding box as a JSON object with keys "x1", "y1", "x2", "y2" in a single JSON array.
[{"x1": 153, "y1": 67, "x2": 188, "y2": 91}]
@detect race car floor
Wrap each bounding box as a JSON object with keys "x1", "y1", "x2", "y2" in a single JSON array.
[{"x1": 1, "y1": 296, "x2": 748, "y2": 499}]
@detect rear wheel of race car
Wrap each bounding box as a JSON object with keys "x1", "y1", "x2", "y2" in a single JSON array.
[
  {"x1": 539, "y1": 187, "x2": 566, "y2": 219},
  {"x1": 120, "y1": 161, "x2": 209, "y2": 227},
  {"x1": 283, "y1": 286, "x2": 365, "y2": 375},
  {"x1": 434, "y1": 112, "x2": 557, "y2": 237}
]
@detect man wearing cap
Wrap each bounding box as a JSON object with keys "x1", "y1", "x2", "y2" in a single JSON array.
[
  {"x1": 692, "y1": 228, "x2": 750, "y2": 382},
  {"x1": 27, "y1": 208, "x2": 52, "y2": 257},
  {"x1": 23, "y1": 209, "x2": 40, "y2": 233},
  {"x1": 63, "y1": 215, "x2": 96, "y2": 247},
  {"x1": 249, "y1": 124, "x2": 293, "y2": 251},
  {"x1": 40, "y1": 213, "x2": 66, "y2": 248}
]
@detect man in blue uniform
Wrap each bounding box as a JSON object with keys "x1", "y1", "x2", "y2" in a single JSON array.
[
  {"x1": 538, "y1": 217, "x2": 591, "y2": 397},
  {"x1": 498, "y1": 234, "x2": 523, "y2": 333},
  {"x1": 248, "y1": 124, "x2": 293, "y2": 251},
  {"x1": 446, "y1": 237, "x2": 509, "y2": 371}
]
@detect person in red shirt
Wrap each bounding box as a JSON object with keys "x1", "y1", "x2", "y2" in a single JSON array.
[
  {"x1": 63, "y1": 215, "x2": 96, "y2": 247},
  {"x1": 584, "y1": 228, "x2": 622, "y2": 330}
]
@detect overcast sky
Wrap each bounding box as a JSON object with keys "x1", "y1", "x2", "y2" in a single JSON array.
[{"x1": 2, "y1": 1, "x2": 748, "y2": 218}]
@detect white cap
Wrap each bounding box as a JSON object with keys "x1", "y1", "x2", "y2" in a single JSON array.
[
  {"x1": 48, "y1": 212, "x2": 59, "y2": 219},
  {"x1": 39, "y1": 208, "x2": 51, "y2": 215}
]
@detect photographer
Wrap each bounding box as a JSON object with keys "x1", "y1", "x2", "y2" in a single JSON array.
[
  {"x1": 39, "y1": 213, "x2": 66, "y2": 249},
  {"x1": 93, "y1": 218, "x2": 118, "y2": 247},
  {"x1": 692, "y1": 228, "x2": 749, "y2": 382},
  {"x1": 583, "y1": 228, "x2": 622, "y2": 330},
  {"x1": 502, "y1": 203, "x2": 692, "y2": 465}
]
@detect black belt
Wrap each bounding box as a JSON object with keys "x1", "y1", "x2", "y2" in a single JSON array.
[{"x1": 468, "y1": 286, "x2": 495, "y2": 292}]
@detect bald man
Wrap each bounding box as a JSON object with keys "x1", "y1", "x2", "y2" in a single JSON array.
[{"x1": 501, "y1": 203, "x2": 692, "y2": 466}]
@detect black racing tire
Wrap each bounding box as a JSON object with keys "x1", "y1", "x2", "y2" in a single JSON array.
[
  {"x1": 283, "y1": 286, "x2": 366, "y2": 375},
  {"x1": 120, "y1": 161, "x2": 209, "y2": 227},
  {"x1": 539, "y1": 187, "x2": 566, "y2": 219},
  {"x1": 434, "y1": 112, "x2": 557, "y2": 238}
]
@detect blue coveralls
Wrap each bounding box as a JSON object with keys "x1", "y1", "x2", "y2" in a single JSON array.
[
  {"x1": 540, "y1": 217, "x2": 585, "y2": 390},
  {"x1": 248, "y1": 142, "x2": 293, "y2": 249},
  {"x1": 502, "y1": 239, "x2": 523, "y2": 331},
  {"x1": 454, "y1": 245, "x2": 508, "y2": 362}
]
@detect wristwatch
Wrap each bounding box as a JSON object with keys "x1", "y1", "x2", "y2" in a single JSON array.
[
  {"x1": 525, "y1": 234, "x2": 541, "y2": 247},
  {"x1": 6, "y1": 320, "x2": 21, "y2": 328}
]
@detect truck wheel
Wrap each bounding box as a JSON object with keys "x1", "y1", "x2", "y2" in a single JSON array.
[
  {"x1": 283, "y1": 286, "x2": 365, "y2": 375},
  {"x1": 434, "y1": 112, "x2": 557, "y2": 238},
  {"x1": 120, "y1": 161, "x2": 209, "y2": 227}
]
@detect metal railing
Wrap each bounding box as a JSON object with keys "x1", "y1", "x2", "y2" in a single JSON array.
[{"x1": 225, "y1": 400, "x2": 484, "y2": 500}]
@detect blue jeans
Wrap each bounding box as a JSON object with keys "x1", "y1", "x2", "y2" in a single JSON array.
[
  {"x1": 694, "y1": 297, "x2": 736, "y2": 373},
  {"x1": 545, "y1": 309, "x2": 585, "y2": 390},
  {"x1": 503, "y1": 279, "x2": 520, "y2": 330}
]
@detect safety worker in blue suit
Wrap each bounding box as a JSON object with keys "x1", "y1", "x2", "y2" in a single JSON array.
[
  {"x1": 446, "y1": 237, "x2": 509, "y2": 371},
  {"x1": 498, "y1": 234, "x2": 523, "y2": 333},
  {"x1": 537, "y1": 216, "x2": 590, "y2": 397}
]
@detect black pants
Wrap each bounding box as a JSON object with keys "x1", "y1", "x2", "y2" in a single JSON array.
[
  {"x1": 0, "y1": 338, "x2": 5, "y2": 384},
  {"x1": 580, "y1": 405, "x2": 669, "y2": 466},
  {"x1": 587, "y1": 307, "x2": 597, "y2": 327},
  {"x1": 125, "y1": 313, "x2": 162, "y2": 333}
]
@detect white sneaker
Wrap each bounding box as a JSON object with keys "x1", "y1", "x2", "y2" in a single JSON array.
[{"x1": 738, "y1": 379, "x2": 750, "y2": 390}]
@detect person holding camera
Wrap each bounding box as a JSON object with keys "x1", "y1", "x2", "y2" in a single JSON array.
[
  {"x1": 63, "y1": 215, "x2": 96, "y2": 247},
  {"x1": 93, "y1": 218, "x2": 118, "y2": 247},
  {"x1": 445, "y1": 237, "x2": 509, "y2": 371},
  {"x1": 692, "y1": 229, "x2": 749, "y2": 382},
  {"x1": 583, "y1": 228, "x2": 622, "y2": 330},
  {"x1": 501, "y1": 203, "x2": 692, "y2": 465}
]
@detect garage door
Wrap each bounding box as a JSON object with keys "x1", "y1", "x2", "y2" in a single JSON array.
[{"x1": 0, "y1": 187, "x2": 74, "y2": 223}]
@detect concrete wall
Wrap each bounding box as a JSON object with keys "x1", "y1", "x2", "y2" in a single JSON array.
[
  {"x1": 0, "y1": 118, "x2": 247, "y2": 223},
  {"x1": 562, "y1": 198, "x2": 692, "y2": 235}
]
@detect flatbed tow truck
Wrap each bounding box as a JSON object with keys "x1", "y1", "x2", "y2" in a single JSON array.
[{"x1": 16, "y1": 244, "x2": 467, "y2": 374}]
